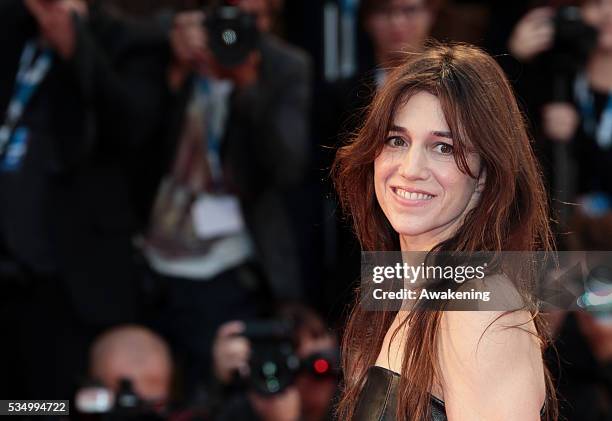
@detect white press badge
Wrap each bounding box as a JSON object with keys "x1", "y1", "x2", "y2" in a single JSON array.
[{"x1": 192, "y1": 193, "x2": 246, "y2": 240}]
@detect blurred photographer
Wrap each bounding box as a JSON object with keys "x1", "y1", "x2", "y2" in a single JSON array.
[
  {"x1": 211, "y1": 305, "x2": 339, "y2": 421},
  {"x1": 142, "y1": 0, "x2": 312, "y2": 403},
  {"x1": 505, "y1": 3, "x2": 612, "y2": 419},
  {"x1": 506, "y1": 1, "x2": 611, "y2": 200},
  {"x1": 0, "y1": 0, "x2": 169, "y2": 400},
  {"x1": 507, "y1": 1, "x2": 612, "y2": 246},
  {"x1": 75, "y1": 325, "x2": 174, "y2": 419}
]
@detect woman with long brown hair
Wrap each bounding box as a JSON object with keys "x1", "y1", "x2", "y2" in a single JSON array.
[{"x1": 332, "y1": 42, "x2": 557, "y2": 420}]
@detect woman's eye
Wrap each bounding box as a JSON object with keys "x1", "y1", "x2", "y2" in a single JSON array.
[
  {"x1": 433, "y1": 142, "x2": 453, "y2": 155},
  {"x1": 386, "y1": 136, "x2": 407, "y2": 147}
]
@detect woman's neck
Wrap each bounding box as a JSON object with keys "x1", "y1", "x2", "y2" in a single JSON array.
[
  {"x1": 587, "y1": 49, "x2": 612, "y2": 91},
  {"x1": 400, "y1": 236, "x2": 434, "y2": 252},
  {"x1": 399, "y1": 225, "x2": 456, "y2": 252}
]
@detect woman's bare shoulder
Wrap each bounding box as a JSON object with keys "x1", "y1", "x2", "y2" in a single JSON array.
[{"x1": 437, "y1": 310, "x2": 545, "y2": 420}]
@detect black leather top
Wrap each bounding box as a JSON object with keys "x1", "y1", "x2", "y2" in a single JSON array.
[
  {"x1": 352, "y1": 366, "x2": 447, "y2": 421},
  {"x1": 352, "y1": 366, "x2": 546, "y2": 420}
]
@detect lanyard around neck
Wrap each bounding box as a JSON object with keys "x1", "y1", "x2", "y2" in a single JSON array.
[
  {"x1": 195, "y1": 77, "x2": 233, "y2": 190},
  {"x1": 0, "y1": 40, "x2": 54, "y2": 157}
]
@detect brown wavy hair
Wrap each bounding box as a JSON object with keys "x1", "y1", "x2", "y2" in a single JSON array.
[{"x1": 332, "y1": 42, "x2": 557, "y2": 421}]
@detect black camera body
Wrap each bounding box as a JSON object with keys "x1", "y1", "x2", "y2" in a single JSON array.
[
  {"x1": 74, "y1": 379, "x2": 165, "y2": 421},
  {"x1": 240, "y1": 320, "x2": 340, "y2": 396},
  {"x1": 552, "y1": 6, "x2": 598, "y2": 74},
  {"x1": 242, "y1": 320, "x2": 300, "y2": 395},
  {"x1": 205, "y1": 2, "x2": 260, "y2": 67}
]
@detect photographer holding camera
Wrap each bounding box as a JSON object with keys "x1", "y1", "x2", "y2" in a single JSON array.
[
  {"x1": 79, "y1": 325, "x2": 174, "y2": 419},
  {"x1": 211, "y1": 305, "x2": 338, "y2": 421},
  {"x1": 142, "y1": 0, "x2": 313, "y2": 403},
  {"x1": 0, "y1": 0, "x2": 170, "y2": 401},
  {"x1": 504, "y1": 2, "x2": 612, "y2": 419}
]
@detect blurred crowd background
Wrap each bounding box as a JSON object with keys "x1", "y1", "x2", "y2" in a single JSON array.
[{"x1": 0, "y1": 0, "x2": 611, "y2": 420}]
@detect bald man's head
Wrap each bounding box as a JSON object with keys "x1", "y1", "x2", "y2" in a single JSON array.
[{"x1": 90, "y1": 325, "x2": 173, "y2": 404}]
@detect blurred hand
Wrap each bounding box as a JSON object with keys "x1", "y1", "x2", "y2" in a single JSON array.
[
  {"x1": 170, "y1": 11, "x2": 209, "y2": 72},
  {"x1": 542, "y1": 102, "x2": 580, "y2": 143},
  {"x1": 576, "y1": 311, "x2": 612, "y2": 362},
  {"x1": 25, "y1": 0, "x2": 87, "y2": 59},
  {"x1": 508, "y1": 7, "x2": 555, "y2": 62},
  {"x1": 248, "y1": 387, "x2": 301, "y2": 421},
  {"x1": 212, "y1": 321, "x2": 250, "y2": 384}
]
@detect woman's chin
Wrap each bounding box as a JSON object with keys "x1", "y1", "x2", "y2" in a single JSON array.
[{"x1": 393, "y1": 224, "x2": 432, "y2": 239}]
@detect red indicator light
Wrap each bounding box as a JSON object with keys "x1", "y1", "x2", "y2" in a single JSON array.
[{"x1": 313, "y1": 359, "x2": 329, "y2": 374}]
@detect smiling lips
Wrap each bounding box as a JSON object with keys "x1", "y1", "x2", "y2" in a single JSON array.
[{"x1": 392, "y1": 187, "x2": 435, "y2": 202}]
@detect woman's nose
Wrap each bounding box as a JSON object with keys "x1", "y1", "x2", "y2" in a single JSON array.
[{"x1": 397, "y1": 147, "x2": 428, "y2": 180}]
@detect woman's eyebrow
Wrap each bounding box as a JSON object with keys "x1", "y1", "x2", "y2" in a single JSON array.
[
  {"x1": 432, "y1": 130, "x2": 453, "y2": 139},
  {"x1": 389, "y1": 124, "x2": 407, "y2": 133},
  {"x1": 390, "y1": 125, "x2": 453, "y2": 139}
]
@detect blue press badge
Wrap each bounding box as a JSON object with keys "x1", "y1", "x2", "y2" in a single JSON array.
[{"x1": 0, "y1": 127, "x2": 29, "y2": 172}]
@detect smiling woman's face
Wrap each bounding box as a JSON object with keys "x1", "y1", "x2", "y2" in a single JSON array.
[{"x1": 374, "y1": 91, "x2": 483, "y2": 251}]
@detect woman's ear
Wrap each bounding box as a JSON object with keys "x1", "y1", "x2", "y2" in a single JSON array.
[
  {"x1": 466, "y1": 167, "x2": 486, "y2": 213},
  {"x1": 475, "y1": 167, "x2": 487, "y2": 194}
]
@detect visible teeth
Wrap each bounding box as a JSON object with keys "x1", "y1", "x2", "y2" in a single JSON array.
[{"x1": 395, "y1": 188, "x2": 433, "y2": 200}]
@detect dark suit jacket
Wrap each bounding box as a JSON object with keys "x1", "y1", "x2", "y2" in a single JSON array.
[
  {"x1": 164, "y1": 34, "x2": 313, "y2": 300},
  {"x1": 0, "y1": 0, "x2": 171, "y2": 326}
]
